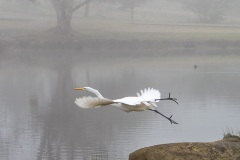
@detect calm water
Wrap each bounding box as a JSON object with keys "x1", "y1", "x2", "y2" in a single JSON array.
[{"x1": 1, "y1": 50, "x2": 240, "y2": 160}]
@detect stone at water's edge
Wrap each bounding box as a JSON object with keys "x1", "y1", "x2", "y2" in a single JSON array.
[{"x1": 129, "y1": 134, "x2": 240, "y2": 160}]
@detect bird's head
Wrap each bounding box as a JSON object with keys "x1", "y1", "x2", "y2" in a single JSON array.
[
  {"x1": 74, "y1": 87, "x2": 94, "y2": 92},
  {"x1": 74, "y1": 87, "x2": 103, "y2": 98},
  {"x1": 74, "y1": 87, "x2": 85, "y2": 91}
]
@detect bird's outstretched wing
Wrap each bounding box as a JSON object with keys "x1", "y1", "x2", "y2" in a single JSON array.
[
  {"x1": 136, "y1": 88, "x2": 161, "y2": 102},
  {"x1": 75, "y1": 96, "x2": 113, "y2": 109},
  {"x1": 113, "y1": 88, "x2": 161, "y2": 106}
]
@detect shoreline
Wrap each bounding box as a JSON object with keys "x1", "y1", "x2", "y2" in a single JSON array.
[{"x1": 129, "y1": 134, "x2": 240, "y2": 160}]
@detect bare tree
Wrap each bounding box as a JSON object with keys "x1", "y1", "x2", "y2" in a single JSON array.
[
  {"x1": 119, "y1": 0, "x2": 149, "y2": 22},
  {"x1": 50, "y1": 0, "x2": 151, "y2": 34},
  {"x1": 84, "y1": 0, "x2": 91, "y2": 17},
  {"x1": 178, "y1": 0, "x2": 232, "y2": 23},
  {"x1": 97, "y1": 0, "x2": 150, "y2": 22},
  {"x1": 51, "y1": 0, "x2": 89, "y2": 34}
]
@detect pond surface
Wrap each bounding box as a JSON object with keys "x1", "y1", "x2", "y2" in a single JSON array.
[{"x1": 1, "y1": 49, "x2": 240, "y2": 160}]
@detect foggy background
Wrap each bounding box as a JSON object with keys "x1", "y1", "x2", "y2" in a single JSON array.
[{"x1": 1, "y1": 0, "x2": 240, "y2": 160}]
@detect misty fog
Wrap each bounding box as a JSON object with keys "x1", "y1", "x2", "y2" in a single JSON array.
[{"x1": 1, "y1": 0, "x2": 240, "y2": 159}]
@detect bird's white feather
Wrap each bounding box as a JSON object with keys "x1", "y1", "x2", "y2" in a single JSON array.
[
  {"x1": 114, "y1": 97, "x2": 142, "y2": 106},
  {"x1": 75, "y1": 96, "x2": 113, "y2": 109},
  {"x1": 137, "y1": 88, "x2": 161, "y2": 102},
  {"x1": 113, "y1": 88, "x2": 161, "y2": 106}
]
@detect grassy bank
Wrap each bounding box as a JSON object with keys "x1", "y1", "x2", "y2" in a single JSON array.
[
  {"x1": 1, "y1": 18, "x2": 240, "y2": 41},
  {"x1": 72, "y1": 19, "x2": 240, "y2": 41},
  {"x1": 1, "y1": 18, "x2": 240, "y2": 56}
]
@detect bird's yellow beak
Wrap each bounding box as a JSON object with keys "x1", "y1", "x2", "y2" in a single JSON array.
[{"x1": 74, "y1": 87, "x2": 85, "y2": 90}]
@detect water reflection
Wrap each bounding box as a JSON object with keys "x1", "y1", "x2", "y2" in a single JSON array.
[{"x1": 1, "y1": 52, "x2": 240, "y2": 159}]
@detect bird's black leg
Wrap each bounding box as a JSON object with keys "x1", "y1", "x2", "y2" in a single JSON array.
[
  {"x1": 148, "y1": 109, "x2": 178, "y2": 124},
  {"x1": 156, "y1": 92, "x2": 178, "y2": 104}
]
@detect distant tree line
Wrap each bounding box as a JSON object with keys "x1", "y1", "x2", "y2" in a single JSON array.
[
  {"x1": 2, "y1": 0, "x2": 149, "y2": 34},
  {"x1": 176, "y1": 0, "x2": 234, "y2": 23},
  {"x1": 3, "y1": 0, "x2": 238, "y2": 34},
  {"x1": 49, "y1": 0, "x2": 149, "y2": 34},
  {"x1": 48, "y1": 0, "x2": 238, "y2": 34}
]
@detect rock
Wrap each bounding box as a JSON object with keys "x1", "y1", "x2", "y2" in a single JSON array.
[{"x1": 129, "y1": 134, "x2": 240, "y2": 160}]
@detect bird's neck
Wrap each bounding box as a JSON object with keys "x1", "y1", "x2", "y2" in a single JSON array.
[
  {"x1": 90, "y1": 89, "x2": 104, "y2": 98},
  {"x1": 95, "y1": 91, "x2": 104, "y2": 98}
]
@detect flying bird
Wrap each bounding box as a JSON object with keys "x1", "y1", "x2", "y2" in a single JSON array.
[
  {"x1": 74, "y1": 87, "x2": 178, "y2": 124},
  {"x1": 194, "y1": 65, "x2": 198, "y2": 69}
]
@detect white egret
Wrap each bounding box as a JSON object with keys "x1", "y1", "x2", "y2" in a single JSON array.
[{"x1": 74, "y1": 87, "x2": 178, "y2": 124}]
